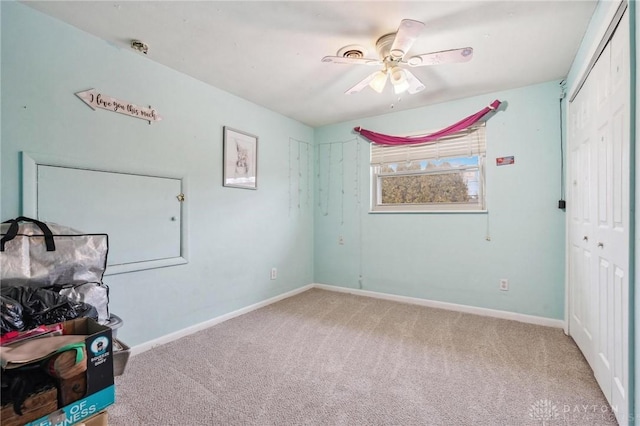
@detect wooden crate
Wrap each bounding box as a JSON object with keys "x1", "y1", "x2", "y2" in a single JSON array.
[
  {"x1": 58, "y1": 372, "x2": 87, "y2": 406},
  {"x1": 1, "y1": 387, "x2": 58, "y2": 426}
]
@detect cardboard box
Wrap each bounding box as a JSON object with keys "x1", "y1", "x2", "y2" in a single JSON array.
[
  {"x1": 1, "y1": 318, "x2": 115, "y2": 426},
  {"x1": 24, "y1": 386, "x2": 114, "y2": 426},
  {"x1": 58, "y1": 318, "x2": 114, "y2": 398}
]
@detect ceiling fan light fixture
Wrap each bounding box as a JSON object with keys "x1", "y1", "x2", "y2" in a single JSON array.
[
  {"x1": 389, "y1": 67, "x2": 409, "y2": 94},
  {"x1": 405, "y1": 69, "x2": 426, "y2": 94},
  {"x1": 369, "y1": 71, "x2": 388, "y2": 93},
  {"x1": 393, "y1": 80, "x2": 410, "y2": 95}
]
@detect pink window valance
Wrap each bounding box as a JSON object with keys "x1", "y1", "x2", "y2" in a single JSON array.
[{"x1": 354, "y1": 99, "x2": 502, "y2": 146}]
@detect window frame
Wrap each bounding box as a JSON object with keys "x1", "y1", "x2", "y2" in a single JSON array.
[{"x1": 369, "y1": 126, "x2": 487, "y2": 213}]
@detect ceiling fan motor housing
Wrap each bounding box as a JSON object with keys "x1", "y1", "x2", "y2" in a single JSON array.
[{"x1": 376, "y1": 33, "x2": 397, "y2": 62}]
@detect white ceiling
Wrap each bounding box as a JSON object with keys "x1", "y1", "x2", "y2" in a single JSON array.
[{"x1": 22, "y1": 1, "x2": 597, "y2": 128}]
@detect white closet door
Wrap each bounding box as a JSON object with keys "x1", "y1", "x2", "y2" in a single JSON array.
[
  {"x1": 592, "y1": 38, "x2": 615, "y2": 403},
  {"x1": 567, "y1": 9, "x2": 629, "y2": 425},
  {"x1": 603, "y1": 12, "x2": 630, "y2": 418},
  {"x1": 568, "y1": 73, "x2": 595, "y2": 365}
]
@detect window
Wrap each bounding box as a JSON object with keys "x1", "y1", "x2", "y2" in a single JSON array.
[{"x1": 370, "y1": 125, "x2": 486, "y2": 212}]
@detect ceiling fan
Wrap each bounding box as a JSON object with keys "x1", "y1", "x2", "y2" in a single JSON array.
[{"x1": 322, "y1": 19, "x2": 473, "y2": 95}]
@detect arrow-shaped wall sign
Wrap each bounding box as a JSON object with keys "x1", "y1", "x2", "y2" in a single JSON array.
[{"x1": 75, "y1": 89, "x2": 162, "y2": 123}]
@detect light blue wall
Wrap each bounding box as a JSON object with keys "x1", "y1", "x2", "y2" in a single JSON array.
[
  {"x1": 0, "y1": 2, "x2": 314, "y2": 346},
  {"x1": 313, "y1": 82, "x2": 566, "y2": 319}
]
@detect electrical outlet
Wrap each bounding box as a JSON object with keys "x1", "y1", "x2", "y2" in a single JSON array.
[
  {"x1": 499, "y1": 279, "x2": 509, "y2": 291},
  {"x1": 270, "y1": 267, "x2": 277, "y2": 280},
  {"x1": 338, "y1": 235, "x2": 344, "y2": 245}
]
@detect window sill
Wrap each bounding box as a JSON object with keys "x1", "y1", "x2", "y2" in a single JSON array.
[{"x1": 369, "y1": 209, "x2": 488, "y2": 215}]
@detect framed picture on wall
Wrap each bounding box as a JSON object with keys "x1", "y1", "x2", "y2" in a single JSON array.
[{"x1": 223, "y1": 126, "x2": 258, "y2": 189}]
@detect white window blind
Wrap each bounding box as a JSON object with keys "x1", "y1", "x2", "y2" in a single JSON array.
[{"x1": 370, "y1": 124, "x2": 486, "y2": 164}]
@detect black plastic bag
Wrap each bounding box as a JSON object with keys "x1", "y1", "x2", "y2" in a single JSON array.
[
  {"x1": 0, "y1": 286, "x2": 97, "y2": 334},
  {"x1": 0, "y1": 295, "x2": 24, "y2": 332}
]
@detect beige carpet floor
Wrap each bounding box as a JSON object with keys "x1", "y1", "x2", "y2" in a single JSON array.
[{"x1": 108, "y1": 288, "x2": 617, "y2": 425}]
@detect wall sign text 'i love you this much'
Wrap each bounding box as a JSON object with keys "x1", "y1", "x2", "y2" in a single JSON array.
[{"x1": 75, "y1": 89, "x2": 162, "y2": 123}]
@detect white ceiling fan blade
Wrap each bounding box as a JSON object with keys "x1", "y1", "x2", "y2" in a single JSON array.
[
  {"x1": 389, "y1": 19, "x2": 425, "y2": 60},
  {"x1": 404, "y1": 69, "x2": 426, "y2": 94},
  {"x1": 345, "y1": 71, "x2": 380, "y2": 95},
  {"x1": 406, "y1": 47, "x2": 474, "y2": 67},
  {"x1": 322, "y1": 56, "x2": 383, "y2": 66}
]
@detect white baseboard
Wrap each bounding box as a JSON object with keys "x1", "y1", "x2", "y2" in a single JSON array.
[
  {"x1": 313, "y1": 283, "x2": 565, "y2": 329},
  {"x1": 131, "y1": 281, "x2": 564, "y2": 356},
  {"x1": 130, "y1": 284, "x2": 314, "y2": 356}
]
